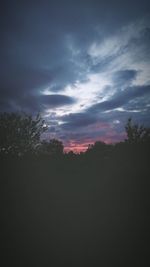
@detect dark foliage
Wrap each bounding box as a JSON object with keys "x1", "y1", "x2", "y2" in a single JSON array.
[
  {"x1": 0, "y1": 112, "x2": 47, "y2": 156},
  {"x1": 125, "y1": 117, "x2": 150, "y2": 144},
  {"x1": 38, "y1": 139, "x2": 64, "y2": 156}
]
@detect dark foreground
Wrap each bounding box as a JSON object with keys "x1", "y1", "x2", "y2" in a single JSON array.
[{"x1": 0, "y1": 145, "x2": 150, "y2": 266}]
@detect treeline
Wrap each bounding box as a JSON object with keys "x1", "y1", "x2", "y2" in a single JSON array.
[{"x1": 0, "y1": 112, "x2": 150, "y2": 160}]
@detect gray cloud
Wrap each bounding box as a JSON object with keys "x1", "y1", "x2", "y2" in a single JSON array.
[
  {"x1": 112, "y1": 70, "x2": 138, "y2": 86},
  {"x1": 38, "y1": 94, "x2": 75, "y2": 107},
  {"x1": 61, "y1": 112, "x2": 98, "y2": 129},
  {"x1": 88, "y1": 85, "x2": 150, "y2": 113}
]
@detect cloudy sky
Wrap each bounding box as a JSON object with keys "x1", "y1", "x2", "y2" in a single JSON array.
[{"x1": 0, "y1": 0, "x2": 150, "y2": 151}]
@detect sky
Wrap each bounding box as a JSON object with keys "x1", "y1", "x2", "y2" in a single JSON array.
[{"x1": 0, "y1": 0, "x2": 150, "y2": 152}]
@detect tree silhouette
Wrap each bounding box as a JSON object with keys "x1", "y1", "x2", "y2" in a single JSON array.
[
  {"x1": 0, "y1": 112, "x2": 47, "y2": 156},
  {"x1": 86, "y1": 141, "x2": 112, "y2": 160},
  {"x1": 87, "y1": 141, "x2": 107, "y2": 152},
  {"x1": 125, "y1": 118, "x2": 150, "y2": 144},
  {"x1": 39, "y1": 139, "x2": 64, "y2": 156}
]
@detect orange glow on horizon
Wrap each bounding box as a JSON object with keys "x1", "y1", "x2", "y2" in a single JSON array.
[
  {"x1": 64, "y1": 145, "x2": 88, "y2": 153},
  {"x1": 64, "y1": 140, "x2": 90, "y2": 153},
  {"x1": 64, "y1": 132, "x2": 126, "y2": 153}
]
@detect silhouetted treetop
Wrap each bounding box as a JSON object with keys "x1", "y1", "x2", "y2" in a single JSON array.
[
  {"x1": 38, "y1": 139, "x2": 64, "y2": 156},
  {"x1": 0, "y1": 112, "x2": 47, "y2": 156},
  {"x1": 125, "y1": 117, "x2": 150, "y2": 144}
]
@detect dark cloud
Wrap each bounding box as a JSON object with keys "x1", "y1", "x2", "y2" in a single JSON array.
[
  {"x1": 88, "y1": 85, "x2": 150, "y2": 113},
  {"x1": 39, "y1": 94, "x2": 75, "y2": 107},
  {"x1": 0, "y1": 92, "x2": 75, "y2": 113},
  {"x1": 61, "y1": 112, "x2": 98, "y2": 129},
  {"x1": 113, "y1": 70, "x2": 138, "y2": 86},
  {"x1": 0, "y1": 67, "x2": 53, "y2": 94}
]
